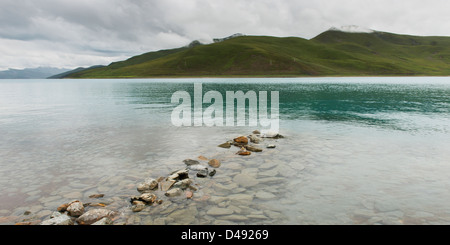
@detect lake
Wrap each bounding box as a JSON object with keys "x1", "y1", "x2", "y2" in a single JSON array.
[{"x1": 0, "y1": 77, "x2": 449, "y2": 225}]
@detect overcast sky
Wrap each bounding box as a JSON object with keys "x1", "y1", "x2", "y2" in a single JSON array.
[{"x1": 1, "y1": 0, "x2": 449, "y2": 71}]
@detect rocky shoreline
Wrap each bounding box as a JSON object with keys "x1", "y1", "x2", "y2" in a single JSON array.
[{"x1": 9, "y1": 130, "x2": 285, "y2": 225}]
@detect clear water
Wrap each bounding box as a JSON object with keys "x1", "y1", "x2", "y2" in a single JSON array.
[{"x1": 0, "y1": 77, "x2": 449, "y2": 225}]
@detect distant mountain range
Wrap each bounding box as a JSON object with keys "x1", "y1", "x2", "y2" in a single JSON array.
[
  {"x1": 22, "y1": 27, "x2": 450, "y2": 78},
  {"x1": 0, "y1": 67, "x2": 71, "y2": 79}
]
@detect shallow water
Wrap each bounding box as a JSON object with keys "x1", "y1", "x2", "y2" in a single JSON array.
[{"x1": 0, "y1": 77, "x2": 449, "y2": 225}]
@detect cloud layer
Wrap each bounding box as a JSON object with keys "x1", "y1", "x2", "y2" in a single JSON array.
[{"x1": 1, "y1": 0, "x2": 449, "y2": 70}]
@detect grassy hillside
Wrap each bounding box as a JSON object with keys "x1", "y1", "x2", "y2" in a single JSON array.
[{"x1": 65, "y1": 30, "x2": 450, "y2": 78}]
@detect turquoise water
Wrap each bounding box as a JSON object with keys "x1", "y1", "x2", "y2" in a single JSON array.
[{"x1": 0, "y1": 77, "x2": 449, "y2": 224}]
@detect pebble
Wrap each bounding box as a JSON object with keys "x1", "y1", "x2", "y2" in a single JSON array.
[
  {"x1": 245, "y1": 145, "x2": 263, "y2": 152},
  {"x1": 209, "y1": 169, "x2": 217, "y2": 177},
  {"x1": 41, "y1": 211, "x2": 73, "y2": 225},
  {"x1": 173, "y1": 179, "x2": 193, "y2": 190},
  {"x1": 89, "y1": 194, "x2": 105, "y2": 199},
  {"x1": 196, "y1": 169, "x2": 209, "y2": 178},
  {"x1": 137, "y1": 178, "x2": 158, "y2": 192},
  {"x1": 165, "y1": 188, "x2": 183, "y2": 197},
  {"x1": 234, "y1": 136, "x2": 249, "y2": 144},
  {"x1": 208, "y1": 159, "x2": 221, "y2": 168},
  {"x1": 198, "y1": 155, "x2": 208, "y2": 161},
  {"x1": 131, "y1": 201, "x2": 147, "y2": 212},
  {"x1": 218, "y1": 142, "x2": 232, "y2": 148},
  {"x1": 183, "y1": 159, "x2": 200, "y2": 166},
  {"x1": 91, "y1": 217, "x2": 113, "y2": 225},
  {"x1": 185, "y1": 191, "x2": 194, "y2": 199},
  {"x1": 249, "y1": 134, "x2": 262, "y2": 144},
  {"x1": 160, "y1": 180, "x2": 176, "y2": 192},
  {"x1": 66, "y1": 200, "x2": 84, "y2": 217},
  {"x1": 76, "y1": 209, "x2": 116, "y2": 225}
]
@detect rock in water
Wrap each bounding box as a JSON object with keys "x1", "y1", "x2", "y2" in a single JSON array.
[
  {"x1": 185, "y1": 190, "x2": 194, "y2": 199},
  {"x1": 89, "y1": 194, "x2": 105, "y2": 199},
  {"x1": 183, "y1": 159, "x2": 200, "y2": 166},
  {"x1": 187, "y1": 164, "x2": 208, "y2": 171},
  {"x1": 245, "y1": 145, "x2": 263, "y2": 152},
  {"x1": 252, "y1": 130, "x2": 261, "y2": 135},
  {"x1": 168, "y1": 169, "x2": 189, "y2": 181},
  {"x1": 66, "y1": 200, "x2": 84, "y2": 217},
  {"x1": 160, "y1": 179, "x2": 176, "y2": 191},
  {"x1": 41, "y1": 212, "x2": 74, "y2": 225},
  {"x1": 131, "y1": 201, "x2": 146, "y2": 212},
  {"x1": 137, "y1": 178, "x2": 158, "y2": 192},
  {"x1": 76, "y1": 209, "x2": 116, "y2": 225},
  {"x1": 233, "y1": 136, "x2": 249, "y2": 144},
  {"x1": 260, "y1": 129, "x2": 283, "y2": 138},
  {"x1": 165, "y1": 188, "x2": 183, "y2": 197},
  {"x1": 197, "y1": 169, "x2": 209, "y2": 178},
  {"x1": 237, "y1": 147, "x2": 251, "y2": 156},
  {"x1": 173, "y1": 179, "x2": 193, "y2": 190},
  {"x1": 208, "y1": 159, "x2": 221, "y2": 168},
  {"x1": 218, "y1": 142, "x2": 231, "y2": 148},
  {"x1": 91, "y1": 217, "x2": 113, "y2": 225},
  {"x1": 209, "y1": 169, "x2": 217, "y2": 177},
  {"x1": 139, "y1": 193, "x2": 157, "y2": 204},
  {"x1": 198, "y1": 155, "x2": 208, "y2": 161},
  {"x1": 57, "y1": 203, "x2": 70, "y2": 212},
  {"x1": 249, "y1": 134, "x2": 262, "y2": 144},
  {"x1": 266, "y1": 144, "x2": 276, "y2": 149}
]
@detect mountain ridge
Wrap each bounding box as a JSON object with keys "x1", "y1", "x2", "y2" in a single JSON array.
[
  {"x1": 59, "y1": 29, "x2": 450, "y2": 78},
  {"x1": 0, "y1": 67, "x2": 71, "y2": 79}
]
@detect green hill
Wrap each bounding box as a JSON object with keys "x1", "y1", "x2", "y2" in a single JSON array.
[{"x1": 64, "y1": 30, "x2": 450, "y2": 78}]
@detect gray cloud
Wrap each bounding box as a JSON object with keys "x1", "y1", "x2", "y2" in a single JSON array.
[{"x1": 1, "y1": 0, "x2": 449, "y2": 70}]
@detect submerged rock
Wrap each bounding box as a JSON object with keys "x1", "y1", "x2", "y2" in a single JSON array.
[
  {"x1": 185, "y1": 190, "x2": 194, "y2": 199},
  {"x1": 76, "y1": 209, "x2": 116, "y2": 225},
  {"x1": 198, "y1": 155, "x2": 208, "y2": 161},
  {"x1": 207, "y1": 207, "x2": 234, "y2": 216},
  {"x1": 173, "y1": 179, "x2": 193, "y2": 190},
  {"x1": 41, "y1": 212, "x2": 73, "y2": 225},
  {"x1": 183, "y1": 159, "x2": 200, "y2": 166},
  {"x1": 165, "y1": 188, "x2": 183, "y2": 197},
  {"x1": 245, "y1": 145, "x2": 263, "y2": 152},
  {"x1": 160, "y1": 179, "x2": 176, "y2": 191},
  {"x1": 237, "y1": 147, "x2": 251, "y2": 156},
  {"x1": 208, "y1": 159, "x2": 221, "y2": 168},
  {"x1": 249, "y1": 134, "x2": 262, "y2": 144},
  {"x1": 218, "y1": 142, "x2": 232, "y2": 148},
  {"x1": 196, "y1": 169, "x2": 209, "y2": 178},
  {"x1": 91, "y1": 217, "x2": 113, "y2": 225},
  {"x1": 131, "y1": 201, "x2": 146, "y2": 212},
  {"x1": 187, "y1": 164, "x2": 208, "y2": 171},
  {"x1": 88, "y1": 194, "x2": 105, "y2": 199},
  {"x1": 233, "y1": 173, "x2": 259, "y2": 187}
]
